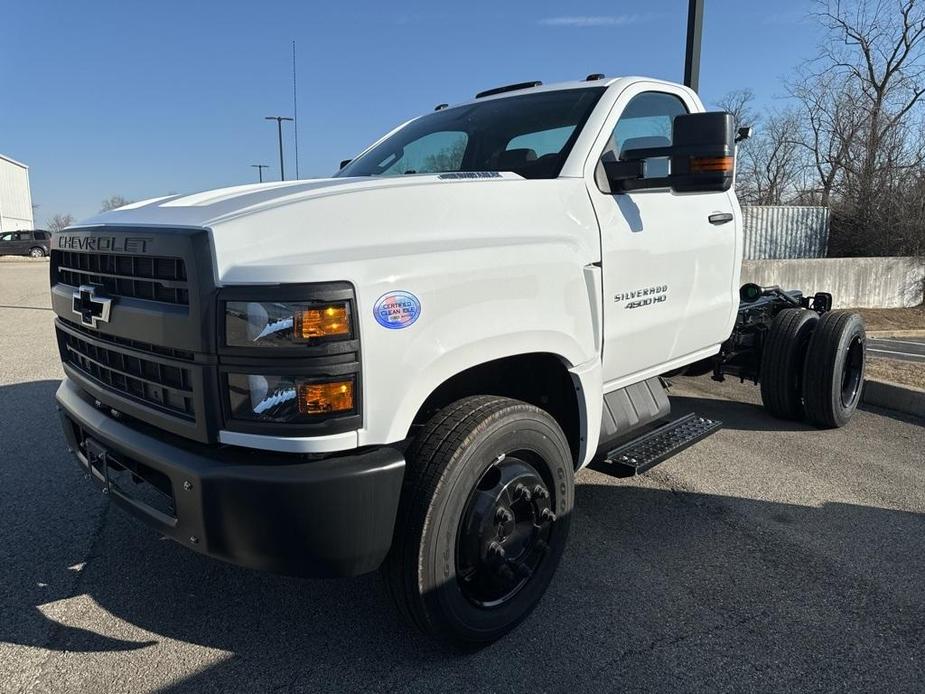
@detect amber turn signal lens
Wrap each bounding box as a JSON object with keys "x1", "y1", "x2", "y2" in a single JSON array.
[
  {"x1": 298, "y1": 380, "x2": 354, "y2": 415},
  {"x1": 689, "y1": 155, "x2": 734, "y2": 173},
  {"x1": 295, "y1": 304, "x2": 350, "y2": 339}
]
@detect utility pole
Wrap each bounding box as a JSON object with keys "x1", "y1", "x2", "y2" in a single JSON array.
[
  {"x1": 684, "y1": 0, "x2": 704, "y2": 92},
  {"x1": 251, "y1": 164, "x2": 269, "y2": 182},
  {"x1": 265, "y1": 115, "x2": 294, "y2": 181},
  {"x1": 292, "y1": 40, "x2": 300, "y2": 179}
]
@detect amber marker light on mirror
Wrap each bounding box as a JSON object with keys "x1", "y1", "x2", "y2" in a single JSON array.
[
  {"x1": 689, "y1": 155, "x2": 734, "y2": 174},
  {"x1": 298, "y1": 380, "x2": 355, "y2": 415}
]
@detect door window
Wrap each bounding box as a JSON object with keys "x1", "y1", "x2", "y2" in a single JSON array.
[
  {"x1": 609, "y1": 92, "x2": 688, "y2": 178},
  {"x1": 0, "y1": 232, "x2": 20, "y2": 242}
]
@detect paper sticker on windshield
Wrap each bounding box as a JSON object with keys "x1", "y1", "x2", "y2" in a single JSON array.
[{"x1": 374, "y1": 291, "x2": 421, "y2": 329}]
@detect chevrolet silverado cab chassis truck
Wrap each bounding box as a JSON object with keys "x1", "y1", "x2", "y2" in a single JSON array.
[{"x1": 52, "y1": 75, "x2": 867, "y2": 646}]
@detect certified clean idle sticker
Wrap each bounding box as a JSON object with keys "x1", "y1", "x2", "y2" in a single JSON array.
[{"x1": 373, "y1": 291, "x2": 421, "y2": 329}]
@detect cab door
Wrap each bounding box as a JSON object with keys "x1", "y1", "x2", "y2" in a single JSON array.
[{"x1": 588, "y1": 85, "x2": 740, "y2": 388}]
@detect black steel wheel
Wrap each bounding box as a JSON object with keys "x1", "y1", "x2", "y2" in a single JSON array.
[
  {"x1": 760, "y1": 308, "x2": 819, "y2": 420},
  {"x1": 382, "y1": 395, "x2": 573, "y2": 647},
  {"x1": 456, "y1": 453, "x2": 557, "y2": 608},
  {"x1": 802, "y1": 311, "x2": 867, "y2": 428}
]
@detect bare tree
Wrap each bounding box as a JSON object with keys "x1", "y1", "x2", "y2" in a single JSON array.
[
  {"x1": 100, "y1": 195, "x2": 133, "y2": 212},
  {"x1": 744, "y1": 109, "x2": 807, "y2": 205},
  {"x1": 47, "y1": 214, "x2": 75, "y2": 232},
  {"x1": 715, "y1": 88, "x2": 758, "y2": 131},
  {"x1": 810, "y1": 0, "x2": 925, "y2": 254},
  {"x1": 715, "y1": 90, "x2": 805, "y2": 205}
]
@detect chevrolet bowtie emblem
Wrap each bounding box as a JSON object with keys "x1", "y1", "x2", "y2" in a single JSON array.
[{"x1": 72, "y1": 285, "x2": 113, "y2": 328}]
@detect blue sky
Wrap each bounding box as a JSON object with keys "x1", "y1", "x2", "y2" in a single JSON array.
[{"x1": 0, "y1": 1, "x2": 821, "y2": 223}]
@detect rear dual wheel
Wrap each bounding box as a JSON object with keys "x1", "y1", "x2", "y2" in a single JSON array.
[
  {"x1": 760, "y1": 308, "x2": 866, "y2": 428},
  {"x1": 802, "y1": 311, "x2": 866, "y2": 428},
  {"x1": 760, "y1": 308, "x2": 819, "y2": 420},
  {"x1": 383, "y1": 395, "x2": 573, "y2": 647}
]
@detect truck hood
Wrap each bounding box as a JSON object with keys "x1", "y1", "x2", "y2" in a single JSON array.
[
  {"x1": 75, "y1": 174, "x2": 522, "y2": 230},
  {"x1": 71, "y1": 173, "x2": 600, "y2": 284}
]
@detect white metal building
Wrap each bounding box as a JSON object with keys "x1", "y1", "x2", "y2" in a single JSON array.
[{"x1": 0, "y1": 153, "x2": 35, "y2": 232}]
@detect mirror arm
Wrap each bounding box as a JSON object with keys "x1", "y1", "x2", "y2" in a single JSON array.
[
  {"x1": 620, "y1": 145, "x2": 673, "y2": 161},
  {"x1": 621, "y1": 176, "x2": 671, "y2": 192}
]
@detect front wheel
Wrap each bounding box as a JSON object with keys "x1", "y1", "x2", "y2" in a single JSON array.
[{"x1": 383, "y1": 395, "x2": 574, "y2": 647}]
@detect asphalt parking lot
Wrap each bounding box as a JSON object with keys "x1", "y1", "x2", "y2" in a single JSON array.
[{"x1": 2, "y1": 258, "x2": 923, "y2": 693}]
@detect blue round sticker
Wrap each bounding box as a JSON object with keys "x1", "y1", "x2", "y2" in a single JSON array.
[{"x1": 373, "y1": 291, "x2": 421, "y2": 329}]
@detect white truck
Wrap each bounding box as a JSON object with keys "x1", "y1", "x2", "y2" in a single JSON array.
[{"x1": 51, "y1": 75, "x2": 866, "y2": 646}]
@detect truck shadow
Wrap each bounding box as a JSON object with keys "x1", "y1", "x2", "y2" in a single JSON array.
[{"x1": 3, "y1": 379, "x2": 924, "y2": 692}]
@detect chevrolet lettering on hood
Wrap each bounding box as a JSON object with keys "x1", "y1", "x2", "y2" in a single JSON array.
[{"x1": 57, "y1": 235, "x2": 152, "y2": 253}]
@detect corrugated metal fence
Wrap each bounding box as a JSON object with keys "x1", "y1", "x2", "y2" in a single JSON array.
[{"x1": 742, "y1": 206, "x2": 829, "y2": 259}]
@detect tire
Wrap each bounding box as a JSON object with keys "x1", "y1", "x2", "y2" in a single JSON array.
[
  {"x1": 29, "y1": 247, "x2": 45, "y2": 258},
  {"x1": 760, "y1": 308, "x2": 819, "y2": 420},
  {"x1": 383, "y1": 395, "x2": 574, "y2": 647},
  {"x1": 802, "y1": 311, "x2": 866, "y2": 428}
]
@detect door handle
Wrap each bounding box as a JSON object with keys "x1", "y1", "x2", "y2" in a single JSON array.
[{"x1": 708, "y1": 212, "x2": 734, "y2": 225}]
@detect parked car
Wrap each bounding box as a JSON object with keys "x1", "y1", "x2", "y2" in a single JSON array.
[{"x1": 0, "y1": 229, "x2": 51, "y2": 257}]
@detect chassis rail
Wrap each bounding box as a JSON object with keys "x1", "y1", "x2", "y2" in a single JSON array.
[{"x1": 712, "y1": 284, "x2": 833, "y2": 384}]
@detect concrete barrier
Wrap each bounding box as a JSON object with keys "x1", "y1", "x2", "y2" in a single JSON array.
[
  {"x1": 741, "y1": 257, "x2": 924, "y2": 308},
  {"x1": 863, "y1": 379, "x2": 925, "y2": 420}
]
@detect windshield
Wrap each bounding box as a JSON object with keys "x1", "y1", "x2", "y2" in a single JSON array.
[{"x1": 337, "y1": 87, "x2": 606, "y2": 180}]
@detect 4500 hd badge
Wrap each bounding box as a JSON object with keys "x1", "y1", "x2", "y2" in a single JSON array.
[{"x1": 615, "y1": 284, "x2": 669, "y2": 310}]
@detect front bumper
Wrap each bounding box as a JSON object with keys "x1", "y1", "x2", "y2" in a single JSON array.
[{"x1": 56, "y1": 377, "x2": 405, "y2": 577}]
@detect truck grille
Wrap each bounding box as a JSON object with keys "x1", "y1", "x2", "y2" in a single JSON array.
[
  {"x1": 65, "y1": 320, "x2": 196, "y2": 362},
  {"x1": 61, "y1": 329, "x2": 195, "y2": 419},
  {"x1": 53, "y1": 250, "x2": 190, "y2": 306}
]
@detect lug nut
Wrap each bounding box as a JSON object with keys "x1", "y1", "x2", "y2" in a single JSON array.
[
  {"x1": 183, "y1": 481, "x2": 193, "y2": 491},
  {"x1": 541, "y1": 508, "x2": 557, "y2": 522},
  {"x1": 495, "y1": 507, "x2": 513, "y2": 525},
  {"x1": 514, "y1": 484, "x2": 532, "y2": 502},
  {"x1": 533, "y1": 485, "x2": 550, "y2": 499},
  {"x1": 189, "y1": 536, "x2": 199, "y2": 544},
  {"x1": 488, "y1": 541, "x2": 506, "y2": 560}
]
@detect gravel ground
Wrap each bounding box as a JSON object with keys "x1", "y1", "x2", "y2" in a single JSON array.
[
  {"x1": 2, "y1": 263, "x2": 923, "y2": 693},
  {"x1": 856, "y1": 306, "x2": 925, "y2": 333}
]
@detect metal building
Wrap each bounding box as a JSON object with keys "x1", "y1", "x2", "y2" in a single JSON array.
[
  {"x1": 0, "y1": 153, "x2": 35, "y2": 232},
  {"x1": 741, "y1": 205, "x2": 829, "y2": 260}
]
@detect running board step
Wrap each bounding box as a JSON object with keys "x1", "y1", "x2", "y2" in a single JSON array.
[{"x1": 604, "y1": 413, "x2": 722, "y2": 475}]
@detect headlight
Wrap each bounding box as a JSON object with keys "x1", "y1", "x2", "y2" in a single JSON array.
[
  {"x1": 225, "y1": 301, "x2": 352, "y2": 348},
  {"x1": 227, "y1": 373, "x2": 356, "y2": 423}
]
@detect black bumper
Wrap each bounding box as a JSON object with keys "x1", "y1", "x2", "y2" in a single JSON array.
[{"x1": 56, "y1": 377, "x2": 405, "y2": 578}]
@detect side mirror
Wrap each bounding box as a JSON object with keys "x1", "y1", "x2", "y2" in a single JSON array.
[
  {"x1": 668, "y1": 112, "x2": 735, "y2": 193},
  {"x1": 339, "y1": 159, "x2": 352, "y2": 170},
  {"x1": 603, "y1": 111, "x2": 735, "y2": 194}
]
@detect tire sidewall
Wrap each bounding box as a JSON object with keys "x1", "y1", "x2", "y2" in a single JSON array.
[
  {"x1": 420, "y1": 410, "x2": 573, "y2": 643},
  {"x1": 823, "y1": 315, "x2": 866, "y2": 426}
]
